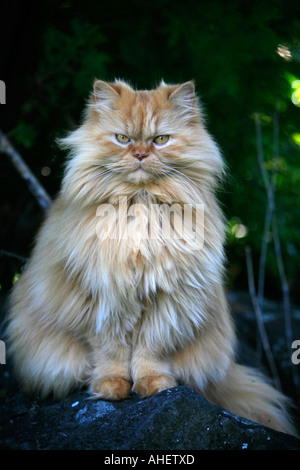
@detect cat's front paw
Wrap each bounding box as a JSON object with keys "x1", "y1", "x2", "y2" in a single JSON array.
[
  {"x1": 91, "y1": 377, "x2": 132, "y2": 401},
  {"x1": 132, "y1": 374, "x2": 177, "y2": 397}
]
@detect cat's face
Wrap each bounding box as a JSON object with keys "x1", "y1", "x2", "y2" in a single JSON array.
[
  {"x1": 88, "y1": 80, "x2": 202, "y2": 184},
  {"x1": 61, "y1": 80, "x2": 223, "y2": 204}
]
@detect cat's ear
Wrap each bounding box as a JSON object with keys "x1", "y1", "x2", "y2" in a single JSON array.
[
  {"x1": 92, "y1": 80, "x2": 121, "y2": 109},
  {"x1": 168, "y1": 81, "x2": 200, "y2": 121},
  {"x1": 168, "y1": 81, "x2": 196, "y2": 109}
]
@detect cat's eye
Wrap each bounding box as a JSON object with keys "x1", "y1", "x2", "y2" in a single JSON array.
[
  {"x1": 116, "y1": 134, "x2": 130, "y2": 143},
  {"x1": 153, "y1": 135, "x2": 169, "y2": 145}
]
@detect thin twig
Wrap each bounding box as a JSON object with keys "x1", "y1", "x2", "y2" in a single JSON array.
[
  {"x1": 271, "y1": 216, "x2": 291, "y2": 349},
  {"x1": 271, "y1": 109, "x2": 280, "y2": 190},
  {"x1": 253, "y1": 111, "x2": 299, "y2": 401},
  {"x1": 255, "y1": 114, "x2": 273, "y2": 196},
  {"x1": 272, "y1": 215, "x2": 300, "y2": 402},
  {"x1": 270, "y1": 112, "x2": 295, "y2": 364},
  {"x1": 245, "y1": 245, "x2": 282, "y2": 392},
  {"x1": 0, "y1": 249, "x2": 28, "y2": 263},
  {"x1": 0, "y1": 129, "x2": 52, "y2": 210},
  {"x1": 255, "y1": 114, "x2": 274, "y2": 359},
  {"x1": 255, "y1": 114, "x2": 275, "y2": 309}
]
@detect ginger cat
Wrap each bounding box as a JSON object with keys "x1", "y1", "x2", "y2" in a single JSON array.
[{"x1": 6, "y1": 79, "x2": 297, "y2": 435}]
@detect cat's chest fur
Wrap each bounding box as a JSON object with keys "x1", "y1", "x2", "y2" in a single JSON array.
[{"x1": 93, "y1": 196, "x2": 192, "y2": 296}]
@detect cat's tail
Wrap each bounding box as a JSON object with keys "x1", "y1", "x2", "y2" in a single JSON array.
[{"x1": 204, "y1": 361, "x2": 298, "y2": 437}]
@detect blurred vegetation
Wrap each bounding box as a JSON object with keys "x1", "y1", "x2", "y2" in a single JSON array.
[{"x1": 1, "y1": 0, "x2": 300, "y2": 302}]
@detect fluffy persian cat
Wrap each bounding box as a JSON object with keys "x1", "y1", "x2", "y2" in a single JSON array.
[{"x1": 6, "y1": 79, "x2": 296, "y2": 435}]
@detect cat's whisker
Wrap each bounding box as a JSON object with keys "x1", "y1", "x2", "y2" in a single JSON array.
[
  {"x1": 85, "y1": 168, "x2": 113, "y2": 183},
  {"x1": 90, "y1": 170, "x2": 112, "y2": 180},
  {"x1": 161, "y1": 163, "x2": 198, "y2": 187}
]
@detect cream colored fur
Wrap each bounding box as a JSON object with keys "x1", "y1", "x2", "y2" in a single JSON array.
[{"x1": 6, "y1": 79, "x2": 297, "y2": 435}]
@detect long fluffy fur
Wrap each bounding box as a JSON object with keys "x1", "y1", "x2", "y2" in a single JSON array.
[{"x1": 6, "y1": 79, "x2": 297, "y2": 435}]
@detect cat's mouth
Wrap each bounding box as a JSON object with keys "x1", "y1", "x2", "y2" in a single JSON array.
[
  {"x1": 136, "y1": 163, "x2": 146, "y2": 171},
  {"x1": 125, "y1": 161, "x2": 157, "y2": 184},
  {"x1": 133, "y1": 160, "x2": 149, "y2": 173},
  {"x1": 133, "y1": 165, "x2": 149, "y2": 179}
]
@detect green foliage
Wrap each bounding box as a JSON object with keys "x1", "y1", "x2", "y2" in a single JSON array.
[
  {"x1": 39, "y1": 19, "x2": 109, "y2": 110},
  {"x1": 10, "y1": 121, "x2": 37, "y2": 149}
]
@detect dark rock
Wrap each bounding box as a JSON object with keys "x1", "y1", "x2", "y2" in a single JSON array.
[{"x1": 0, "y1": 386, "x2": 300, "y2": 450}]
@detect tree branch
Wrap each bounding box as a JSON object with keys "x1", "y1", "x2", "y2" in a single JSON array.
[
  {"x1": 0, "y1": 249, "x2": 28, "y2": 263},
  {"x1": 0, "y1": 129, "x2": 52, "y2": 210},
  {"x1": 255, "y1": 114, "x2": 274, "y2": 314},
  {"x1": 251, "y1": 111, "x2": 299, "y2": 400},
  {"x1": 245, "y1": 245, "x2": 282, "y2": 392}
]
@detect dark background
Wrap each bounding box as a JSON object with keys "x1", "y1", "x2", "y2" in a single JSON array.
[{"x1": 1, "y1": 0, "x2": 300, "y2": 303}]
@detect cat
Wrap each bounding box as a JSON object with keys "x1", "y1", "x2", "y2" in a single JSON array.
[{"x1": 6, "y1": 79, "x2": 297, "y2": 435}]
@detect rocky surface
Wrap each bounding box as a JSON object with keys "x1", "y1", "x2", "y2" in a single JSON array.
[
  {"x1": 0, "y1": 290, "x2": 300, "y2": 450},
  {"x1": 1, "y1": 386, "x2": 300, "y2": 450}
]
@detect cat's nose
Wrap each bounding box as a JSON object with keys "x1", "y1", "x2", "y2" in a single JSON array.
[{"x1": 134, "y1": 152, "x2": 149, "y2": 161}]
